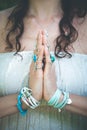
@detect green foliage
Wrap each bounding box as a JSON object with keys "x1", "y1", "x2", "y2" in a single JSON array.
[{"x1": 0, "y1": 0, "x2": 18, "y2": 10}]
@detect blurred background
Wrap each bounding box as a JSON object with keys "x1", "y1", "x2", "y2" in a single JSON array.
[{"x1": 0, "y1": 0, "x2": 18, "y2": 10}]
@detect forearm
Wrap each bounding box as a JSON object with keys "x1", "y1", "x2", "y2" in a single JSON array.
[
  {"x1": 65, "y1": 94, "x2": 87, "y2": 116},
  {"x1": 46, "y1": 88, "x2": 87, "y2": 116},
  {"x1": 0, "y1": 94, "x2": 27, "y2": 118}
]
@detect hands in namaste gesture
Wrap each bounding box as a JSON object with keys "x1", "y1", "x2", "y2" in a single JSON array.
[{"x1": 29, "y1": 30, "x2": 57, "y2": 102}]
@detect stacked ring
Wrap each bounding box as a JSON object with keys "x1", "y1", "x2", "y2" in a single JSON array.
[
  {"x1": 35, "y1": 65, "x2": 42, "y2": 70},
  {"x1": 50, "y1": 54, "x2": 55, "y2": 63},
  {"x1": 33, "y1": 50, "x2": 55, "y2": 71},
  {"x1": 33, "y1": 54, "x2": 43, "y2": 70},
  {"x1": 33, "y1": 54, "x2": 55, "y2": 63},
  {"x1": 35, "y1": 48, "x2": 41, "y2": 53},
  {"x1": 33, "y1": 54, "x2": 38, "y2": 63}
]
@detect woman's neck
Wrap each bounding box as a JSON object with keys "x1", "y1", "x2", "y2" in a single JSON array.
[{"x1": 28, "y1": 0, "x2": 62, "y2": 20}]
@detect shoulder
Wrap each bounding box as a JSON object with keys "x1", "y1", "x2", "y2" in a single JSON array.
[
  {"x1": 0, "y1": 7, "x2": 15, "y2": 52},
  {"x1": 0, "y1": 7, "x2": 15, "y2": 26}
]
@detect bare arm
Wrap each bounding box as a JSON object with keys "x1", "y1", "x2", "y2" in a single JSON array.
[
  {"x1": 0, "y1": 31, "x2": 43, "y2": 118},
  {"x1": 65, "y1": 94, "x2": 87, "y2": 116},
  {"x1": 0, "y1": 94, "x2": 27, "y2": 118},
  {"x1": 0, "y1": 9, "x2": 28, "y2": 118},
  {"x1": 43, "y1": 30, "x2": 87, "y2": 117}
]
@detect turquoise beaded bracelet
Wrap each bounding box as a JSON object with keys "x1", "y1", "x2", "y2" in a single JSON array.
[
  {"x1": 54, "y1": 92, "x2": 69, "y2": 109},
  {"x1": 48, "y1": 89, "x2": 72, "y2": 112},
  {"x1": 16, "y1": 93, "x2": 27, "y2": 116},
  {"x1": 48, "y1": 89, "x2": 62, "y2": 106}
]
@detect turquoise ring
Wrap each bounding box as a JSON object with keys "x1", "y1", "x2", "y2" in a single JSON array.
[
  {"x1": 50, "y1": 54, "x2": 55, "y2": 63},
  {"x1": 33, "y1": 54, "x2": 38, "y2": 62}
]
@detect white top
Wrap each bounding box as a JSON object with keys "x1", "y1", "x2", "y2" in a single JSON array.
[{"x1": 0, "y1": 51, "x2": 87, "y2": 130}]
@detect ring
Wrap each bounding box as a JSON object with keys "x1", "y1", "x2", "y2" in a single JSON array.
[
  {"x1": 35, "y1": 48, "x2": 41, "y2": 53},
  {"x1": 35, "y1": 43, "x2": 41, "y2": 52},
  {"x1": 46, "y1": 61, "x2": 52, "y2": 65},
  {"x1": 33, "y1": 54, "x2": 38, "y2": 63},
  {"x1": 34, "y1": 63, "x2": 42, "y2": 70},
  {"x1": 35, "y1": 66, "x2": 42, "y2": 70},
  {"x1": 50, "y1": 54, "x2": 55, "y2": 63},
  {"x1": 46, "y1": 43, "x2": 50, "y2": 51},
  {"x1": 37, "y1": 57, "x2": 42, "y2": 62},
  {"x1": 36, "y1": 60, "x2": 42, "y2": 63}
]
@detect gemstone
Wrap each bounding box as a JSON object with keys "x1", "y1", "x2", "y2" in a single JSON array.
[{"x1": 33, "y1": 55, "x2": 37, "y2": 62}]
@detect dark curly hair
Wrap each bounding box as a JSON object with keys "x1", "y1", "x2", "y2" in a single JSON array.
[{"x1": 6, "y1": 0, "x2": 87, "y2": 57}]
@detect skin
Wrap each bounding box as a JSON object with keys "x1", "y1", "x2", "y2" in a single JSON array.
[{"x1": 0, "y1": 0, "x2": 87, "y2": 118}]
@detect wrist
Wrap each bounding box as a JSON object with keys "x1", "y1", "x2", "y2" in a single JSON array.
[
  {"x1": 16, "y1": 93, "x2": 27, "y2": 116},
  {"x1": 58, "y1": 93, "x2": 64, "y2": 103},
  {"x1": 44, "y1": 88, "x2": 57, "y2": 102},
  {"x1": 21, "y1": 99, "x2": 28, "y2": 110},
  {"x1": 47, "y1": 89, "x2": 72, "y2": 112},
  {"x1": 32, "y1": 91, "x2": 42, "y2": 102},
  {"x1": 21, "y1": 87, "x2": 40, "y2": 109}
]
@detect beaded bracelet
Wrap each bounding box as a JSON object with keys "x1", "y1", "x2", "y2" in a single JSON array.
[
  {"x1": 48, "y1": 89, "x2": 62, "y2": 106},
  {"x1": 48, "y1": 89, "x2": 72, "y2": 112},
  {"x1": 54, "y1": 92, "x2": 69, "y2": 109},
  {"x1": 16, "y1": 93, "x2": 27, "y2": 116}
]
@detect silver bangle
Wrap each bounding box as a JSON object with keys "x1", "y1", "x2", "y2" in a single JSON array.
[{"x1": 21, "y1": 87, "x2": 40, "y2": 109}]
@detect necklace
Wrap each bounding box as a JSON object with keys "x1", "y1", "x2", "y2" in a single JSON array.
[
  {"x1": 35, "y1": 14, "x2": 58, "y2": 33},
  {"x1": 34, "y1": 15, "x2": 59, "y2": 50},
  {"x1": 29, "y1": 13, "x2": 60, "y2": 51}
]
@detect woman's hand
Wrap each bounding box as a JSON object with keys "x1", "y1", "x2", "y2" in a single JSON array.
[
  {"x1": 29, "y1": 31, "x2": 44, "y2": 101},
  {"x1": 42, "y1": 31, "x2": 57, "y2": 101}
]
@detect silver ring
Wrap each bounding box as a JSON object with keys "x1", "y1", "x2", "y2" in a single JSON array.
[
  {"x1": 35, "y1": 48, "x2": 41, "y2": 53},
  {"x1": 37, "y1": 57, "x2": 42, "y2": 62},
  {"x1": 46, "y1": 61, "x2": 52, "y2": 65},
  {"x1": 34, "y1": 63, "x2": 42, "y2": 70},
  {"x1": 46, "y1": 42, "x2": 50, "y2": 51}
]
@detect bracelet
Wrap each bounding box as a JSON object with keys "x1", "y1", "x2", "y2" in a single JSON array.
[
  {"x1": 48, "y1": 89, "x2": 62, "y2": 106},
  {"x1": 54, "y1": 92, "x2": 69, "y2": 112},
  {"x1": 16, "y1": 93, "x2": 27, "y2": 116},
  {"x1": 21, "y1": 87, "x2": 40, "y2": 109},
  {"x1": 48, "y1": 89, "x2": 72, "y2": 112}
]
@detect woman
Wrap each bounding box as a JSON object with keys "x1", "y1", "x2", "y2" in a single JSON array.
[{"x1": 0, "y1": 0, "x2": 87, "y2": 129}]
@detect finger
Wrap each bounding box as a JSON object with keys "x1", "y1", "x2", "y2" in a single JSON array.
[
  {"x1": 44, "y1": 45, "x2": 52, "y2": 75},
  {"x1": 34, "y1": 32, "x2": 44, "y2": 72},
  {"x1": 34, "y1": 31, "x2": 43, "y2": 56},
  {"x1": 30, "y1": 60, "x2": 42, "y2": 78},
  {"x1": 42, "y1": 30, "x2": 48, "y2": 45},
  {"x1": 34, "y1": 46, "x2": 44, "y2": 73},
  {"x1": 36, "y1": 31, "x2": 42, "y2": 49},
  {"x1": 42, "y1": 34, "x2": 47, "y2": 46},
  {"x1": 44, "y1": 44, "x2": 51, "y2": 62}
]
